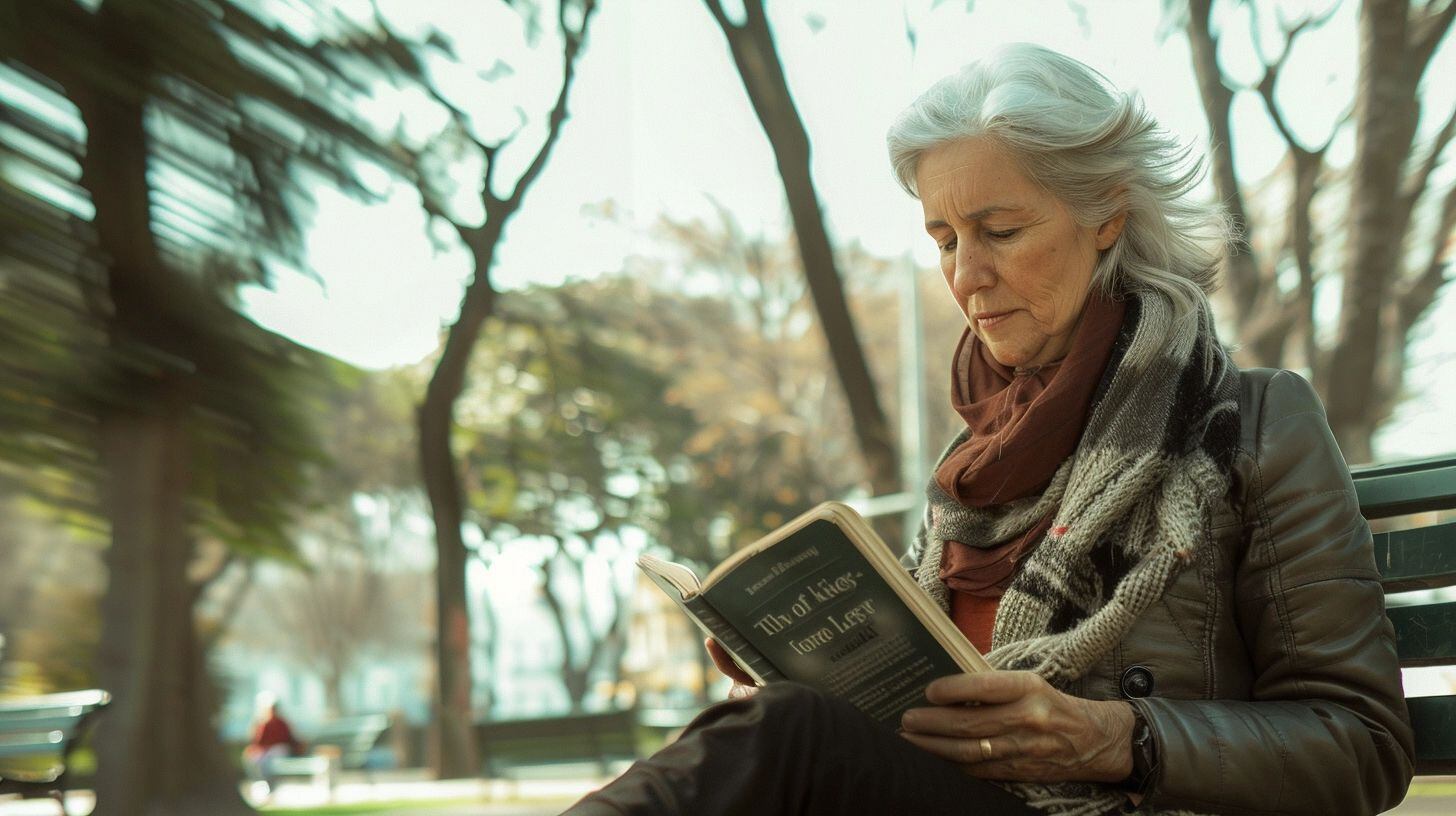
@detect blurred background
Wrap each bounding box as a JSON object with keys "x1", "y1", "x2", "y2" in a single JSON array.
[{"x1": 0, "y1": 0, "x2": 1453, "y2": 813}]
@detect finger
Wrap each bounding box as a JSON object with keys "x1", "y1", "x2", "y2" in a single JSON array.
[
  {"x1": 900, "y1": 731, "x2": 1034, "y2": 767},
  {"x1": 900, "y1": 731, "x2": 999, "y2": 766},
  {"x1": 925, "y1": 671, "x2": 1043, "y2": 706},
  {"x1": 900, "y1": 704, "x2": 1007, "y2": 738},
  {"x1": 704, "y1": 638, "x2": 758, "y2": 687},
  {"x1": 727, "y1": 682, "x2": 759, "y2": 700}
]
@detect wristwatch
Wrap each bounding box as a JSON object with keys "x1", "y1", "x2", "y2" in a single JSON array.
[{"x1": 1120, "y1": 706, "x2": 1158, "y2": 796}]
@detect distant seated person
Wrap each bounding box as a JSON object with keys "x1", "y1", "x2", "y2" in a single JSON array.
[{"x1": 244, "y1": 695, "x2": 305, "y2": 784}]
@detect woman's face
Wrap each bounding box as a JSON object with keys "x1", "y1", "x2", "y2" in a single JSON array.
[{"x1": 916, "y1": 137, "x2": 1124, "y2": 370}]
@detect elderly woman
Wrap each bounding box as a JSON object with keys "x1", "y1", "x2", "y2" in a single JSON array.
[{"x1": 566, "y1": 44, "x2": 1412, "y2": 816}]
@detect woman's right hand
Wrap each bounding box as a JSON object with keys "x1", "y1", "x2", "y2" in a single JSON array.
[{"x1": 704, "y1": 638, "x2": 759, "y2": 698}]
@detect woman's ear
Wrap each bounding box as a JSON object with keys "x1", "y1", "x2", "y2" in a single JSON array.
[{"x1": 1095, "y1": 210, "x2": 1127, "y2": 250}]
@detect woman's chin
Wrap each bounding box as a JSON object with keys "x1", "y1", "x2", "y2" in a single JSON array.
[{"x1": 982, "y1": 342, "x2": 1033, "y2": 370}]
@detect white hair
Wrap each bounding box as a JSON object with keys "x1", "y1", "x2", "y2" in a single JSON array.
[{"x1": 886, "y1": 43, "x2": 1231, "y2": 321}]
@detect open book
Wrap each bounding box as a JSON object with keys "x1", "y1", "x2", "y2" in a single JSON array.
[{"x1": 638, "y1": 501, "x2": 990, "y2": 728}]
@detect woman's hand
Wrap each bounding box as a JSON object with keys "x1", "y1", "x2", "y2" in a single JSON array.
[
  {"x1": 899, "y1": 671, "x2": 1135, "y2": 783},
  {"x1": 704, "y1": 638, "x2": 759, "y2": 698}
]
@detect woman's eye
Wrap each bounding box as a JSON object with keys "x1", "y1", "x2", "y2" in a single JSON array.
[
  {"x1": 986, "y1": 228, "x2": 1019, "y2": 240},
  {"x1": 937, "y1": 239, "x2": 957, "y2": 253}
]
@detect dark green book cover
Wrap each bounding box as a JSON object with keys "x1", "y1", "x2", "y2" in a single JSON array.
[{"x1": 639, "y1": 503, "x2": 986, "y2": 729}]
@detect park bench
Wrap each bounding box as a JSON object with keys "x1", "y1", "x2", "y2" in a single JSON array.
[
  {"x1": 477, "y1": 708, "x2": 638, "y2": 782},
  {"x1": 1356, "y1": 454, "x2": 1456, "y2": 775},
  {"x1": 0, "y1": 689, "x2": 110, "y2": 811},
  {"x1": 264, "y1": 712, "x2": 391, "y2": 792}
]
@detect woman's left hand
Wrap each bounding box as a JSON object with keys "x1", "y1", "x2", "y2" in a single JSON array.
[{"x1": 899, "y1": 671, "x2": 1135, "y2": 783}]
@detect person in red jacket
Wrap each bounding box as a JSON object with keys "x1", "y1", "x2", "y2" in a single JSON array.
[{"x1": 244, "y1": 697, "x2": 305, "y2": 791}]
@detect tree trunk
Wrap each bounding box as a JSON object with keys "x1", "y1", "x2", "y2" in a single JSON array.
[
  {"x1": 323, "y1": 663, "x2": 346, "y2": 719},
  {"x1": 1325, "y1": 0, "x2": 1423, "y2": 462},
  {"x1": 474, "y1": 571, "x2": 500, "y2": 717},
  {"x1": 706, "y1": 0, "x2": 901, "y2": 502},
  {"x1": 1184, "y1": 0, "x2": 1273, "y2": 365},
  {"x1": 410, "y1": 9, "x2": 596, "y2": 772},
  {"x1": 95, "y1": 402, "x2": 253, "y2": 816},
  {"x1": 418, "y1": 230, "x2": 501, "y2": 778},
  {"x1": 68, "y1": 14, "x2": 252, "y2": 811},
  {"x1": 538, "y1": 556, "x2": 589, "y2": 712}
]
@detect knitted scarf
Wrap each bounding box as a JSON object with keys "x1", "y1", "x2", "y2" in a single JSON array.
[{"x1": 911, "y1": 290, "x2": 1240, "y2": 816}]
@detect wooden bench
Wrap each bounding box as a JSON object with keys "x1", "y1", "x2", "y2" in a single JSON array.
[
  {"x1": 1354, "y1": 454, "x2": 1456, "y2": 775},
  {"x1": 0, "y1": 690, "x2": 110, "y2": 810},
  {"x1": 477, "y1": 708, "x2": 638, "y2": 781},
  {"x1": 263, "y1": 713, "x2": 391, "y2": 792}
]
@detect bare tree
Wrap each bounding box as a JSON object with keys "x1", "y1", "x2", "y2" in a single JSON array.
[
  {"x1": 247, "y1": 522, "x2": 418, "y2": 718},
  {"x1": 374, "y1": 0, "x2": 601, "y2": 777},
  {"x1": 702, "y1": 0, "x2": 902, "y2": 503},
  {"x1": 1178, "y1": 0, "x2": 1456, "y2": 461},
  {"x1": 537, "y1": 536, "x2": 632, "y2": 711}
]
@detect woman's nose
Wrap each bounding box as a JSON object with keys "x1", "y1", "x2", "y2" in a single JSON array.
[{"x1": 952, "y1": 245, "x2": 995, "y2": 300}]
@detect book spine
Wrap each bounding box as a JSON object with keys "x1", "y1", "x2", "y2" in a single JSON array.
[{"x1": 683, "y1": 595, "x2": 785, "y2": 683}]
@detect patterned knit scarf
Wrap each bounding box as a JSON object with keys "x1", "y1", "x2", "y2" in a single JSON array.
[{"x1": 911, "y1": 290, "x2": 1240, "y2": 816}]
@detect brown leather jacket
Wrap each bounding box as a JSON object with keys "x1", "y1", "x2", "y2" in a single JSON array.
[{"x1": 1070, "y1": 368, "x2": 1415, "y2": 814}]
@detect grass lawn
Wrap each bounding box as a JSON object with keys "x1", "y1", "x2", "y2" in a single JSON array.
[{"x1": 1407, "y1": 780, "x2": 1456, "y2": 797}]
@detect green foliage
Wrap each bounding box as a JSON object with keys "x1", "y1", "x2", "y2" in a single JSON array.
[
  {"x1": 7, "y1": 587, "x2": 101, "y2": 692},
  {"x1": 0, "y1": 0, "x2": 430, "y2": 552},
  {"x1": 460, "y1": 279, "x2": 699, "y2": 555}
]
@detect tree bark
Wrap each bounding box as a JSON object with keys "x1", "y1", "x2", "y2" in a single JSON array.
[
  {"x1": 538, "y1": 555, "x2": 588, "y2": 711},
  {"x1": 704, "y1": 0, "x2": 901, "y2": 501},
  {"x1": 1325, "y1": 0, "x2": 1425, "y2": 462},
  {"x1": 1183, "y1": 0, "x2": 1456, "y2": 461},
  {"x1": 417, "y1": 260, "x2": 497, "y2": 776},
  {"x1": 414, "y1": 0, "x2": 598, "y2": 775},
  {"x1": 69, "y1": 15, "x2": 253, "y2": 808},
  {"x1": 1184, "y1": 0, "x2": 1265, "y2": 336},
  {"x1": 95, "y1": 403, "x2": 252, "y2": 816}
]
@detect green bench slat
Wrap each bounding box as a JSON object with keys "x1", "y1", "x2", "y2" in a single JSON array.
[
  {"x1": 1374, "y1": 521, "x2": 1456, "y2": 592},
  {"x1": 477, "y1": 710, "x2": 638, "y2": 775},
  {"x1": 0, "y1": 691, "x2": 108, "y2": 714},
  {"x1": 1389, "y1": 601, "x2": 1456, "y2": 667},
  {"x1": 300, "y1": 714, "x2": 390, "y2": 771},
  {"x1": 0, "y1": 690, "x2": 109, "y2": 796},
  {"x1": 1353, "y1": 457, "x2": 1456, "y2": 519},
  {"x1": 0, "y1": 735, "x2": 66, "y2": 759},
  {"x1": 1409, "y1": 695, "x2": 1456, "y2": 775},
  {"x1": 0, "y1": 716, "x2": 90, "y2": 736}
]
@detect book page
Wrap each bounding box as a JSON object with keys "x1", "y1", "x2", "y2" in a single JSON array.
[{"x1": 637, "y1": 557, "x2": 784, "y2": 685}]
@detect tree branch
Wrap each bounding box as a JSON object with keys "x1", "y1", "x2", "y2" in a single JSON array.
[
  {"x1": 200, "y1": 560, "x2": 255, "y2": 651},
  {"x1": 1403, "y1": 102, "x2": 1456, "y2": 211},
  {"x1": 1250, "y1": 1, "x2": 1337, "y2": 155},
  {"x1": 503, "y1": 0, "x2": 600, "y2": 211},
  {"x1": 1247, "y1": 0, "x2": 1336, "y2": 71},
  {"x1": 1185, "y1": 0, "x2": 1263, "y2": 317},
  {"x1": 1399, "y1": 180, "x2": 1456, "y2": 337},
  {"x1": 370, "y1": 1, "x2": 519, "y2": 211},
  {"x1": 1412, "y1": 0, "x2": 1456, "y2": 74},
  {"x1": 189, "y1": 549, "x2": 238, "y2": 607},
  {"x1": 702, "y1": 0, "x2": 737, "y2": 32}
]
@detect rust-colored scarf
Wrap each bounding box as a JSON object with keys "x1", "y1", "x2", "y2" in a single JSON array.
[{"x1": 936, "y1": 294, "x2": 1127, "y2": 599}]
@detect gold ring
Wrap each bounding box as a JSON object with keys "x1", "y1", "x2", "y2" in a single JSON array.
[{"x1": 979, "y1": 737, "x2": 993, "y2": 761}]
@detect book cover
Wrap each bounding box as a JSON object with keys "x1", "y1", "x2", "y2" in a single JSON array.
[{"x1": 639, "y1": 502, "x2": 987, "y2": 728}]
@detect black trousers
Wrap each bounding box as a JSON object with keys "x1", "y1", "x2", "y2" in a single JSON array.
[{"x1": 563, "y1": 683, "x2": 1038, "y2": 816}]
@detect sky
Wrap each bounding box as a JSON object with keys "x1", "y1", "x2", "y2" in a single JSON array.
[{"x1": 236, "y1": 0, "x2": 1456, "y2": 461}]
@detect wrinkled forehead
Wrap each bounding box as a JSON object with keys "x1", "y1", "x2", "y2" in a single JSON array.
[{"x1": 915, "y1": 139, "x2": 1040, "y2": 216}]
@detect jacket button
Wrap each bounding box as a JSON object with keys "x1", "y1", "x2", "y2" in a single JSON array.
[{"x1": 1120, "y1": 665, "x2": 1154, "y2": 698}]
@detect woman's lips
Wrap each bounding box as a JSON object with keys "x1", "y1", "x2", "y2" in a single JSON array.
[{"x1": 974, "y1": 310, "x2": 1013, "y2": 329}]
